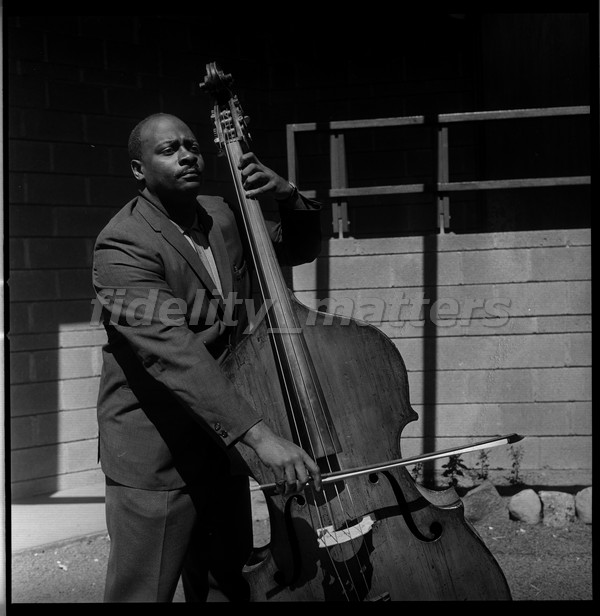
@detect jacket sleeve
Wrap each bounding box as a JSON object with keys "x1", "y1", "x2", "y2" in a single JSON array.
[
  {"x1": 93, "y1": 224, "x2": 263, "y2": 447},
  {"x1": 267, "y1": 192, "x2": 323, "y2": 266}
]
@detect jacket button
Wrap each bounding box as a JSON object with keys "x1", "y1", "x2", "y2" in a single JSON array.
[
  {"x1": 219, "y1": 430, "x2": 228, "y2": 438},
  {"x1": 214, "y1": 422, "x2": 221, "y2": 431}
]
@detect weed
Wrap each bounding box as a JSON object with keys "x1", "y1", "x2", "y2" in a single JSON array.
[
  {"x1": 474, "y1": 449, "x2": 490, "y2": 481},
  {"x1": 508, "y1": 444, "x2": 525, "y2": 486},
  {"x1": 410, "y1": 461, "x2": 423, "y2": 483},
  {"x1": 441, "y1": 454, "x2": 469, "y2": 487}
]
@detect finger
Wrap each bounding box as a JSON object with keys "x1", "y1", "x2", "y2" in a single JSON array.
[
  {"x1": 270, "y1": 463, "x2": 286, "y2": 494},
  {"x1": 239, "y1": 164, "x2": 259, "y2": 183},
  {"x1": 293, "y1": 460, "x2": 310, "y2": 486},
  {"x1": 283, "y1": 465, "x2": 300, "y2": 495},
  {"x1": 303, "y1": 455, "x2": 322, "y2": 492},
  {"x1": 245, "y1": 180, "x2": 276, "y2": 199},
  {"x1": 274, "y1": 477, "x2": 286, "y2": 495},
  {"x1": 237, "y1": 152, "x2": 257, "y2": 169},
  {"x1": 243, "y1": 171, "x2": 265, "y2": 189},
  {"x1": 285, "y1": 462, "x2": 311, "y2": 495}
]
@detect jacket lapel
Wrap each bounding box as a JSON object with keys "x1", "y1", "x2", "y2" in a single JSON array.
[
  {"x1": 199, "y1": 204, "x2": 234, "y2": 299},
  {"x1": 136, "y1": 193, "x2": 225, "y2": 300}
]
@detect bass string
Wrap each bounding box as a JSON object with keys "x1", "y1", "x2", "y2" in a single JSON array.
[
  {"x1": 258, "y1": 288, "x2": 374, "y2": 596},
  {"x1": 221, "y1": 142, "x2": 356, "y2": 596},
  {"x1": 221, "y1": 135, "x2": 370, "y2": 600}
]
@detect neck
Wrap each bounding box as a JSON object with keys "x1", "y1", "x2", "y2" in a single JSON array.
[{"x1": 141, "y1": 187, "x2": 198, "y2": 228}]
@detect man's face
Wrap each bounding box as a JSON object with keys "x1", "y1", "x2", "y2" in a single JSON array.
[{"x1": 132, "y1": 115, "x2": 205, "y2": 200}]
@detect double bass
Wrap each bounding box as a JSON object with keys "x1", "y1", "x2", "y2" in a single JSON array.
[{"x1": 200, "y1": 62, "x2": 514, "y2": 601}]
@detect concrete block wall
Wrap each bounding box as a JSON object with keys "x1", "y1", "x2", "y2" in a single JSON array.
[{"x1": 292, "y1": 228, "x2": 591, "y2": 487}]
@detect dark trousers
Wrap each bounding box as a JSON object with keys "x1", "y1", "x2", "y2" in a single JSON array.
[{"x1": 103, "y1": 474, "x2": 253, "y2": 602}]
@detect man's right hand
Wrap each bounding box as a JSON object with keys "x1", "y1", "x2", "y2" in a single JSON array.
[{"x1": 241, "y1": 420, "x2": 322, "y2": 495}]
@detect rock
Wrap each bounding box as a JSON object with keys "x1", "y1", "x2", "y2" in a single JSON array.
[
  {"x1": 461, "y1": 480, "x2": 507, "y2": 523},
  {"x1": 575, "y1": 487, "x2": 592, "y2": 524},
  {"x1": 508, "y1": 488, "x2": 542, "y2": 524},
  {"x1": 539, "y1": 490, "x2": 575, "y2": 527}
]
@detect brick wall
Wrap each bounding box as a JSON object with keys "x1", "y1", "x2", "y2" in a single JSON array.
[
  {"x1": 6, "y1": 15, "x2": 312, "y2": 498},
  {"x1": 293, "y1": 229, "x2": 592, "y2": 487},
  {"x1": 7, "y1": 16, "x2": 208, "y2": 498}
]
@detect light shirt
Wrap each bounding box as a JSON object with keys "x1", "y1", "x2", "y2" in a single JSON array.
[{"x1": 170, "y1": 216, "x2": 223, "y2": 296}]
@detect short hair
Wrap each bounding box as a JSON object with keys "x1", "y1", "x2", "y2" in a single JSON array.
[{"x1": 127, "y1": 113, "x2": 173, "y2": 161}]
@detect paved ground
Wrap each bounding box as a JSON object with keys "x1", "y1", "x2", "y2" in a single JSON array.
[{"x1": 9, "y1": 508, "x2": 592, "y2": 603}]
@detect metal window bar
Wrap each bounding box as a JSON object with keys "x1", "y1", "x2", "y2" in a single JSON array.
[{"x1": 285, "y1": 106, "x2": 590, "y2": 236}]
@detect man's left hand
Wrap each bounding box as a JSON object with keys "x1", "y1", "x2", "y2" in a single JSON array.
[{"x1": 238, "y1": 152, "x2": 294, "y2": 200}]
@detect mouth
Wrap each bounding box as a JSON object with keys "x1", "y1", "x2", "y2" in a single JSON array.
[{"x1": 179, "y1": 168, "x2": 201, "y2": 179}]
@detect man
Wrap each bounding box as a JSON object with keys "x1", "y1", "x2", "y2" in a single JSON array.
[{"x1": 92, "y1": 112, "x2": 322, "y2": 602}]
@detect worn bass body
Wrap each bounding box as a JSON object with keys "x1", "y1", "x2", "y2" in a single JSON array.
[
  {"x1": 222, "y1": 296, "x2": 511, "y2": 601},
  {"x1": 201, "y1": 62, "x2": 512, "y2": 601}
]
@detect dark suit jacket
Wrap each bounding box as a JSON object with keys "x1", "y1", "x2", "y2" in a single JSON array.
[{"x1": 92, "y1": 190, "x2": 321, "y2": 490}]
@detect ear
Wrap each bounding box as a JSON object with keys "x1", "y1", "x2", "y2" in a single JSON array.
[{"x1": 131, "y1": 159, "x2": 144, "y2": 181}]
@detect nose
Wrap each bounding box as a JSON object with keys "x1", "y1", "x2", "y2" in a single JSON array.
[{"x1": 179, "y1": 147, "x2": 198, "y2": 165}]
